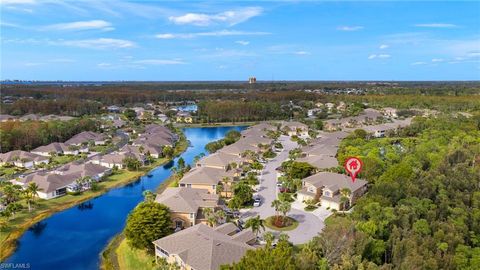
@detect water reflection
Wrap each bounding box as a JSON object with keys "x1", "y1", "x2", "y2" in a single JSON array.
[
  {"x1": 28, "y1": 222, "x2": 47, "y2": 238},
  {"x1": 77, "y1": 202, "x2": 94, "y2": 211}
]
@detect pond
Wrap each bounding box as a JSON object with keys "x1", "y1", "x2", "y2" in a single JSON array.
[{"x1": 5, "y1": 126, "x2": 246, "y2": 270}]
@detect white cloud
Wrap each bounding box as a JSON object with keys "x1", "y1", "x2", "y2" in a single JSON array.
[
  {"x1": 44, "y1": 20, "x2": 114, "y2": 31},
  {"x1": 368, "y1": 54, "x2": 390, "y2": 59},
  {"x1": 414, "y1": 23, "x2": 457, "y2": 28},
  {"x1": 431, "y1": 58, "x2": 444, "y2": 62},
  {"x1": 411, "y1": 61, "x2": 427, "y2": 65},
  {"x1": 294, "y1": 51, "x2": 310, "y2": 55},
  {"x1": 24, "y1": 62, "x2": 42, "y2": 66},
  {"x1": 97, "y1": 63, "x2": 112, "y2": 67},
  {"x1": 49, "y1": 58, "x2": 75, "y2": 63},
  {"x1": 61, "y1": 38, "x2": 135, "y2": 49},
  {"x1": 133, "y1": 59, "x2": 185, "y2": 65},
  {"x1": 155, "y1": 30, "x2": 270, "y2": 39},
  {"x1": 0, "y1": 0, "x2": 36, "y2": 5},
  {"x1": 235, "y1": 40, "x2": 250, "y2": 46},
  {"x1": 379, "y1": 44, "x2": 389, "y2": 49},
  {"x1": 337, "y1": 26, "x2": 364, "y2": 31},
  {"x1": 169, "y1": 7, "x2": 262, "y2": 26}
]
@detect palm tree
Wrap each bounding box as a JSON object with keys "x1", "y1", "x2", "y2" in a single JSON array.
[
  {"x1": 263, "y1": 231, "x2": 275, "y2": 248},
  {"x1": 25, "y1": 182, "x2": 42, "y2": 212},
  {"x1": 143, "y1": 190, "x2": 156, "y2": 202},
  {"x1": 271, "y1": 199, "x2": 281, "y2": 224},
  {"x1": 203, "y1": 208, "x2": 216, "y2": 227},
  {"x1": 340, "y1": 188, "x2": 351, "y2": 210},
  {"x1": 244, "y1": 215, "x2": 265, "y2": 239},
  {"x1": 278, "y1": 233, "x2": 290, "y2": 243},
  {"x1": 215, "y1": 210, "x2": 226, "y2": 225},
  {"x1": 222, "y1": 177, "x2": 231, "y2": 198},
  {"x1": 278, "y1": 200, "x2": 292, "y2": 227}
]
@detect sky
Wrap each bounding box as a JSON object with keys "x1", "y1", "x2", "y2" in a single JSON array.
[{"x1": 1, "y1": 0, "x2": 479, "y2": 81}]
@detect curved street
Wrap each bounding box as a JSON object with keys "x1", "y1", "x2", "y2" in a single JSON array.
[{"x1": 240, "y1": 135, "x2": 330, "y2": 245}]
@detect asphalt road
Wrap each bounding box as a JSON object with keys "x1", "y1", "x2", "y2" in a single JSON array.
[{"x1": 241, "y1": 135, "x2": 326, "y2": 244}]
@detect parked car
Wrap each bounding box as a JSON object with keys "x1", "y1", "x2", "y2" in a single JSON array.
[
  {"x1": 276, "y1": 182, "x2": 283, "y2": 187},
  {"x1": 253, "y1": 197, "x2": 262, "y2": 207}
]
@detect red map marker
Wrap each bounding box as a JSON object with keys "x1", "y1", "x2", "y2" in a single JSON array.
[{"x1": 344, "y1": 157, "x2": 363, "y2": 182}]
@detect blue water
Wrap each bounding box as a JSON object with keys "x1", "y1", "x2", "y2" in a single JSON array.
[
  {"x1": 176, "y1": 104, "x2": 197, "y2": 112},
  {"x1": 5, "y1": 126, "x2": 246, "y2": 270}
]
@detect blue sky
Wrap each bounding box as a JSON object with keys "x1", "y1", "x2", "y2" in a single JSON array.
[{"x1": 1, "y1": 0, "x2": 479, "y2": 81}]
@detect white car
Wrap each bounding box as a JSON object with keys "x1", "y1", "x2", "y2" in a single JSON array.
[{"x1": 253, "y1": 197, "x2": 261, "y2": 207}]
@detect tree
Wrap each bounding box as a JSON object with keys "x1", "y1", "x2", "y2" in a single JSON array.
[
  {"x1": 125, "y1": 202, "x2": 172, "y2": 251},
  {"x1": 1, "y1": 183, "x2": 22, "y2": 205},
  {"x1": 25, "y1": 182, "x2": 42, "y2": 212},
  {"x1": 221, "y1": 176, "x2": 231, "y2": 197},
  {"x1": 123, "y1": 157, "x2": 142, "y2": 171},
  {"x1": 263, "y1": 231, "x2": 275, "y2": 248},
  {"x1": 143, "y1": 190, "x2": 156, "y2": 203},
  {"x1": 278, "y1": 200, "x2": 292, "y2": 226},
  {"x1": 5, "y1": 202, "x2": 22, "y2": 219},
  {"x1": 162, "y1": 146, "x2": 174, "y2": 158},
  {"x1": 339, "y1": 188, "x2": 351, "y2": 210},
  {"x1": 123, "y1": 109, "x2": 137, "y2": 121},
  {"x1": 221, "y1": 235, "x2": 295, "y2": 270},
  {"x1": 244, "y1": 215, "x2": 265, "y2": 239},
  {"x1": 271, "y1": 199, "x2": 282, "y2": 224}
]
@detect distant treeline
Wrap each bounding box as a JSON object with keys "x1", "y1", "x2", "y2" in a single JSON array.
[
  {"x1": 1, "y1": 98, "x2": 102, "y2": 116},
  {"x1": 1, "y1": 83, "x2": 479, "y2": 117},
  {"x1": 0, "y1": 118, "x2": 99, "y2": 153}
]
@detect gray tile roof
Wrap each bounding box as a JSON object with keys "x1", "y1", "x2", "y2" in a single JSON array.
[
  {"x1": 179, "y1": 167, "x2": 234, "y2": 186},
  {"x1": 196, "y1": 152, "x2": 244, "y2": 169},
  {"x1": 65, "y1": 131, "x2": 106, "y2": 145},
  {"x1": 152, "y1": 223, "x2": 254, "y2": 270},
  {"x1": 0, "y1": 150, "x2": 49, "y2": 163},
  {"x1": 303, "y1": 172, "x2": 367, "y2": 193},
  {"x1": 155, "y1": 188, "x2": 219, "y2": 213}
]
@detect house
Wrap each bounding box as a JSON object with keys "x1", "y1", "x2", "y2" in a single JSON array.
[
  {"x1": 14, "y1": 163, "x2": 110, "y2": 199},
  {"x1": 176, "y1": 111, "x2": 193, "y2": 123},
  {"x1": 382, "y1": 107, "x2": 398, "y2": 118},
  {"x1": 325, "y1": 103, "x2": 335, "y2": 111},
  {"x1": 90, "y1": 151, "x2": 145, "y2": 169},
  {"x1": 218, "y1": 141, "x2": 259, "y2": 158},
  {"x1": 19, "y1": 114, "x2": 41, "y2": 121},
  {"x1": 13, "y1": 172, "x2": 77, "y2": 199},
  {"x1": 0, "y1": 150, "x2": 49, "y2": 168},
  {"x1": 0, "y1": 114, "x2": 17, "y2": 122},
  {"x1": 179, "y1": 167, "x2": 237, "y2": 195},
  {"x1": 66, "y1": 131, "x2": 108, "y2": 146},
  {"x1": 107, "y1": 105, "x2": 121, "y2": 113},
  {"x1": 53, "y1": 162, "x2": 111, "y2": 180},
  {"x1": 155, "y1": 188, "x2": 221, "y2": 230},
  {"x1": 196, "y1": 152, "x2": 245, "y2": 170},
  {"x1": 297, "y1": 172, "x2": 367, "y2": 210},
  {"x1": 120, "y1": 144, "x2": 163, "y2": 159},
  {"x1": 281, "y1": 121, "x2": 309, "y2": 136},
  {"x1": 31, "y1": 142, "x2": 86, "y2": 156},
  {"x1": 112, "y1": 119, "x2": 126, "y2": 128},
  {"x1": 157, "y1": 113, "x2": 169, "y2": 123},
  {"x1": 152, "y1": 223, "x2": 255, "y2": 270}
]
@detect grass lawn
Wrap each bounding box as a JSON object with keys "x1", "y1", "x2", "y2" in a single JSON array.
[
  {"x1": 115, "y1": 239, "x2": 157, "y2": 270},
  {"x1": 265, "y1": 216, "x2": 299, "y2": 231},
  {"x1": 0, "y1": 166, "x2": 25, "y2": 178},
  {"x1": 0, "y1": 135, "x2": 188, "y2": 261}
]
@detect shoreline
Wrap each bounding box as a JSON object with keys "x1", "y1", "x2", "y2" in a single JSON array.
[
  {"x1": 174, "y1": 121, "x2": 256, "y2": 128},
  {"x1": 100, "y1": 172, "x2": 179, "y2": 270},
  {"x1": 0, "y1": 135, "x2": 188, "y2": 262}
]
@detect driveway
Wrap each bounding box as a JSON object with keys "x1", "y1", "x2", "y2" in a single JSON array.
[{"x1": 241, "y1": 135, "x2": 329, "y2": 244}]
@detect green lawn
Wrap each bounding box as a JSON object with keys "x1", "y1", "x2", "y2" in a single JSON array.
[
  {"x1": 116, "y1": 239, "x2": 158, "y2": 270},
  {"x1": 0, "y1": 166, "x2": 25, "y2": 178}
]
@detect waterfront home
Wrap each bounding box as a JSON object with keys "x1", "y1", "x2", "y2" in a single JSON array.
[
  {"x1": 14, "y1": 163, "x2": 110, "y2": 199},
  {"x1": 196, "y1": 152, "x2": 245, "y2": 170},
  {"x1": 66, "y1": 131, "x2": 108, "y2": 146},
  {"x1": 14, "y1": 172, "x2": 77, "y2": 199},
  {"x1": 32, "y1": 142, "x2": 86, "y2": 156},
  {"x1": 53, "y1": 162, "x2": 111, "y2": 180},
  {"x1": 281, "y1": 121, "x2": 309, "y2": 136},
  {"x1": 133, "y1": 124, "x2": 177, "y2": 146},
  {"x1": 175, "y1": 111, "x2": 193, "y2": 123},
  {"x1": 241, "y1": 123, "x2": 277, "y2": 138},
  {"x1": 120, "y1": 144, "x2": 163, "y2": 159},
  {"x1": 0, "y1": 150, "x2": 49, "y2": 168},
  {"x1": 155, "y1": 188, "x2": 221, "y2": 230},
  {"x1": 153, "y1": 223, "x2": 255, "y2": 270},
  {"x1": 297, "y1": 172, "x2": 367, "y2": 210},
  {"x1": 179, "y1": 167, "x2": 237, "y2": 195},
  {"x1": 240, "y1": 136, "x2": 273, "y2": 148},
  {"x1": 90, "y1": 151, "x2": 145, "y2": 169},
  {"x1": 218, "y1": 141, "x2": 259, "y2": 158}
]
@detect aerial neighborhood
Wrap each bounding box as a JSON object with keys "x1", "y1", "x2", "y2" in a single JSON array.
[{"x1": 1, "y1": 89, "x2": 476, "y2": 270}]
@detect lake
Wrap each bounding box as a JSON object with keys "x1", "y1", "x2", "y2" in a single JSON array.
[{"x1": 5, "y1": 126, "x2": 246, "y2": 270}]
